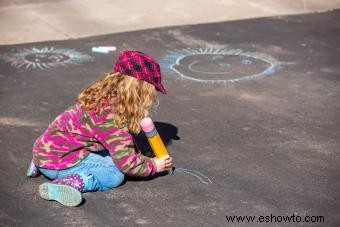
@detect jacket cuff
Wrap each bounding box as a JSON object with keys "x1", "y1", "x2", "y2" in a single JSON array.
[{"x1": 147, "y1": 157, "x2": 157, "y2": 176}]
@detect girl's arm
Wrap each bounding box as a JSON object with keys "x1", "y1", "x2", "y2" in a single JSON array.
[{"x1": 90, "y1": 111, "x2": 157, "y2": 177}]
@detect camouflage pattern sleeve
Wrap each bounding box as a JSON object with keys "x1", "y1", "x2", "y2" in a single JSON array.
[{"x1": 89, "y1": 110, "x2": 157, "y2": 177}]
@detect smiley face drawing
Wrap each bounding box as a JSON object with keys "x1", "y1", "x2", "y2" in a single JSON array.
[
  {"x1": 1, "y1": 47, "x2": 94, "y2": 70},
  {"x1": 160, "y1": 48, "x2": 287, "y2": 84}
]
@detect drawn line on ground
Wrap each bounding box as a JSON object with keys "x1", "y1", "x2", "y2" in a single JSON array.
[{"x1": 174, "y1": 167, "x2": 213, "y2": 185}]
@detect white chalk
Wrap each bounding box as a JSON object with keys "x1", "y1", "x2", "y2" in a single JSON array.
[
  {"x1": 91, "y1": 46, "x2": 117, "y2": 54},
  {"x1": 91, "y1": 47, "x2": 109, "y2": 54},
  {"x1": 97, "y1": 46, "x2": 117, "y2": 51}
]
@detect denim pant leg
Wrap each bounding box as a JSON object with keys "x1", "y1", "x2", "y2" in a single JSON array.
[{"x1": 38, "y1": 152, "x2": 125, "y2": 192}]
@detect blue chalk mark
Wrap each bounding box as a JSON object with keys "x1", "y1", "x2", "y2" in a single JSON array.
[
  {"x1": 188, "y1": 60, "x2": 231, "y2": 74},
  {"x1": 242, "y1": 58, "x2": 253, "y2": 65},
  {"x1": 218, "y1": 63, "x2": 230, "y2": 68},
  {"x1": 137, "y1": 167, "x2": 212, "y2": 186},
  {"x1": 213, "y1": 55, "x2": 224, "y2": 60},
  {"x1": 174, "y1": 167, "x2": 212, "y2": 185},
  {"x1": 159, "y1": 47, "x2": 293, "y2": 84},
  {"x1": 0, "y1": 47, "x2": 94, "y2": 70}
]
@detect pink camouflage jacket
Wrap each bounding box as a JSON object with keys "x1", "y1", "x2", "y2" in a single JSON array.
[{"x1": 32, "y1": 104, "x2": 157, "y2": 177}]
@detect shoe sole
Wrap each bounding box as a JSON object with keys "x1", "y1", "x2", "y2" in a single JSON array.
[{"x1": 39, "y1": 182, "x2": 82, "y2": 207}]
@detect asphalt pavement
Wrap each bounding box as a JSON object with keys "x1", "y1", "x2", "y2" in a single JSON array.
[{"x1": 0, "y1": 9, "x2": 339, "y2": 227}]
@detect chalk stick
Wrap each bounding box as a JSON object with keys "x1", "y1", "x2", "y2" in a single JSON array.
[
  {"x1": 91, "y1": 47, "x2": 109, "y2": 54},
  {"x1": 97, "y1": 46, "x2": 117, "y2": 51},
  {"x1": 141, "y1": 117, "x2": 173, "y2": 172}
]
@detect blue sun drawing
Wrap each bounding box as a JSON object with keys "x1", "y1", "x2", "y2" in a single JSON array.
[
  {"x1": 160, "y1": 48, "x2": 291, "y2": 84},
  {"x1": 1, "y1": 47, "x2": 94, "y2": 70}
]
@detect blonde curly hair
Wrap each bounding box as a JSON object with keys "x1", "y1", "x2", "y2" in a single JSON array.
[{"x1": 77, "y1": 72, "x2": 157, "y2": 134}]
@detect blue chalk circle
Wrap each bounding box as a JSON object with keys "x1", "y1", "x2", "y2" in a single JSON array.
[
  {"x1": 160, "y1": 47, "x2": 293, "y2": 84},
  {"x1": 0, "y1": 47, "x2": 94, "y2": 70}
]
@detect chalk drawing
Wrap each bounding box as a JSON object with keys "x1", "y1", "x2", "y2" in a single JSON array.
[
  {"x1": 137, "y1": 167, "x2": 212, "y2": 186},
  {"x1": 160, "y1": 48, "x2": 292, "y2": 84},
  {"x1": 173, "y1": 167, "x2": 212, "y2": 185},
  {"x1": 0, "y1": 47, "x2": 93, "y2": 70}
]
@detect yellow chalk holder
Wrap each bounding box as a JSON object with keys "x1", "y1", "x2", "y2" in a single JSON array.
[{"x1": 141, "y1": 117, "x2": 174, "y2": 174}]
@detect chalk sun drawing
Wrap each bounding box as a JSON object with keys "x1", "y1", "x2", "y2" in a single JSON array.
[
  {"x1": 1, "y1": 47, "x2": 94, "y2": 70},
  {"x1": 160, "y1": 48, "x2": 290, "y2": 84}
]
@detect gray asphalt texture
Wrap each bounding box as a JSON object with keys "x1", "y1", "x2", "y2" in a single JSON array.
[{"x1": 0, "y1": 10, "x2": 339, "y2": 227}]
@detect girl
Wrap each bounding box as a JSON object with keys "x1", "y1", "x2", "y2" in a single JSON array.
[{"x1": 27, "y1": 50, "x2": 173, "y2": 207}]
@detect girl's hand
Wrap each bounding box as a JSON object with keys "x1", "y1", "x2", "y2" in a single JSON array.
[{"x1": 152, "y1": 155, "x2": 173, "y2": 173}]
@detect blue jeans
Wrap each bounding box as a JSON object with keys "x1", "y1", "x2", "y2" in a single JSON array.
[{"x1": 38, "y1": 150, "x2": 125, "y2": 192}]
